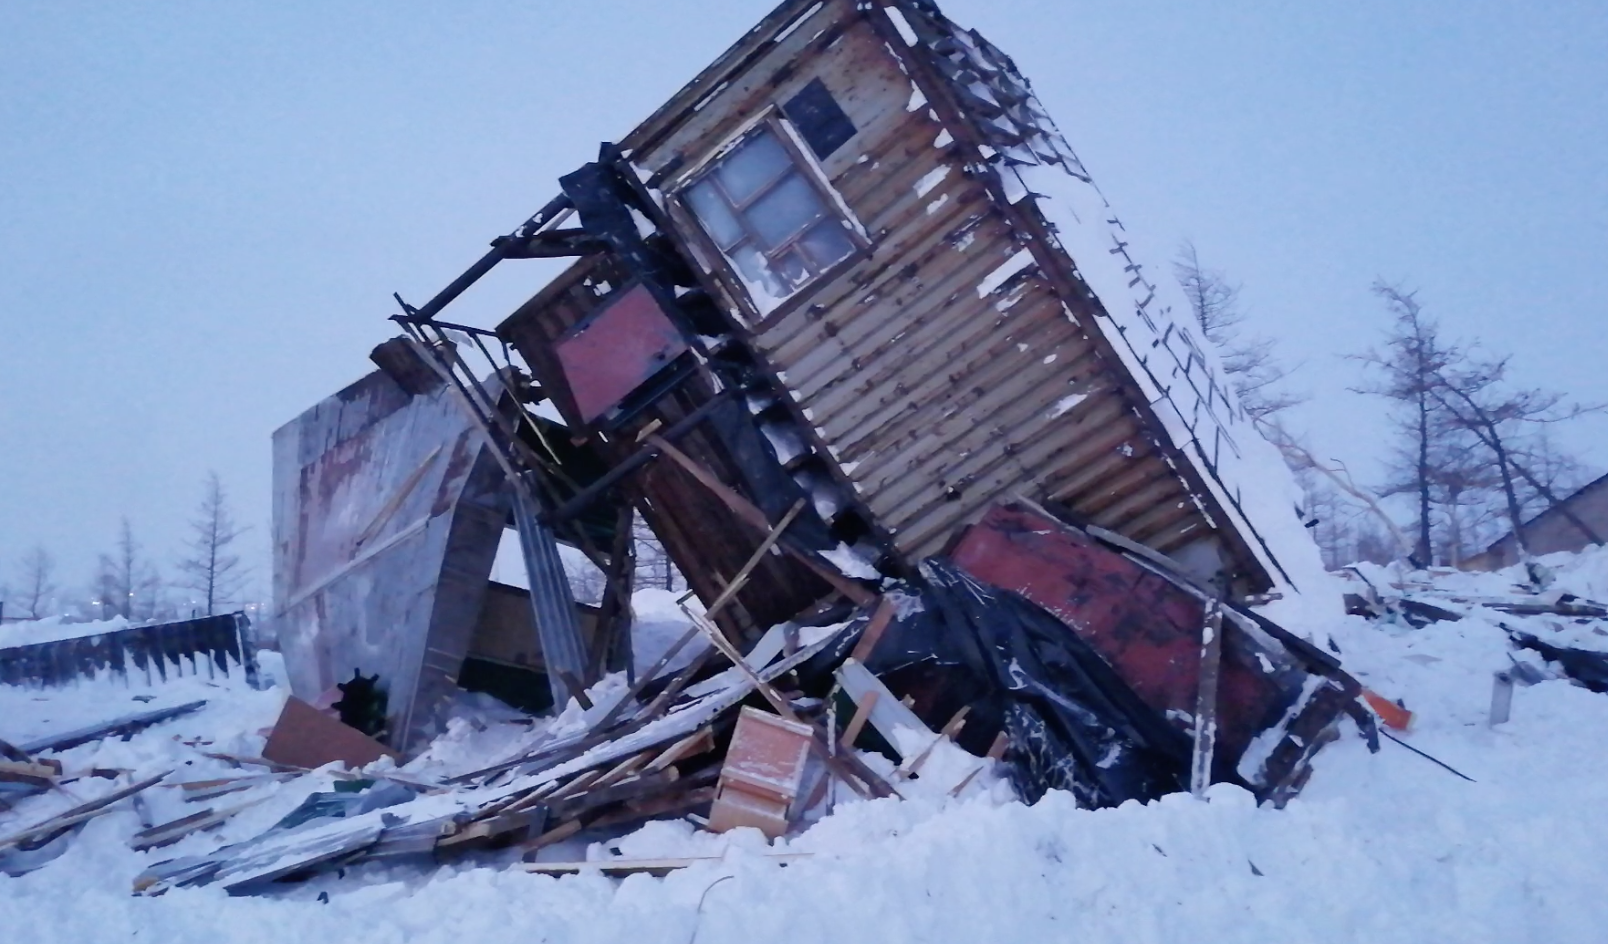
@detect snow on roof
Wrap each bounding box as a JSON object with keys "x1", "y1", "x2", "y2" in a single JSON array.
[{"x1": 892, "y1": 0, "x2": 1333, "y2": 600}]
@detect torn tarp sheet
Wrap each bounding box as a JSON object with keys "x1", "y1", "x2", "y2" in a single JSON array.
[{"x1": 805, "y1": 564, "x2": 1188, "y2": 809}]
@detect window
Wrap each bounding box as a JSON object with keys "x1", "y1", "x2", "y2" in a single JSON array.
[{"x1": 680, "y1": 124, "x2": 860, "y2": 313}]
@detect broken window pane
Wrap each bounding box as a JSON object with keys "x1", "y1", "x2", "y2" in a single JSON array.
[
  {"x1": 682, "y1": 123, "x2": 862, "y2": 312},
  {"x1": 715, "y1": 132, "x2": 791, "y2": 203},
  {"x1": 747, "y1": 173, "x2": 826, "y2": 249},
  {"x1": 732, "y1": 245, "x2": 784, "y2": 299},
  {"x1": 773, "y1": 249, "x2": 810, "y2": 289}
]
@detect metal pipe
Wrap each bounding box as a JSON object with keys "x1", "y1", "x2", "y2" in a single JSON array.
[{"x1": 404, "y1": 193, "x2": 573, "y2": 323}]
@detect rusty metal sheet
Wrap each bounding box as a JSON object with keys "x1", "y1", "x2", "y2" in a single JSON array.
[
  {"x1": 556, "y1": 283, "x2": 688, "y2": 426},
  {"x1": 947, "y1": 501, "x2": 1294, "y2": 779},
  {"x1": 262, "y1": 696, "x2": 400, "y2": 771},
  {"x1": 271, "y1": 370, "x2": 515, "y2": 755}
]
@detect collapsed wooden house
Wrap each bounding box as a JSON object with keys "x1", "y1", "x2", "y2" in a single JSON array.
[{"x1": 272, "y1": 0, "x2": 1353, "y2": 804}]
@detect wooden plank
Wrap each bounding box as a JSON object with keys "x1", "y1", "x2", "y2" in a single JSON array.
[
  {"x1": 548, "y1": 768, "x2": 701, "y2": 823},
  {"x1": 129, "y1": 798, "x2": 265, "y2": 852},
  {"x1": 588, "y1": 784, "x2": 717, "y2": 831},
  {"x1": 1189, "y1": 596, "x2": 1226, "y2": 797},
  {"x1": 834, "y1": 659, "x2": 932, "y2": 757},
  {"x1": 590, "y1": 749, "x2": 657, "y2": 791},
  {"x1": 896, "y1": 706, "x2": 971, "y2": 780},
  {"x1": 179, "y1": 773, "x2": 295, "y2": 802},
  {"x1": 20, "y1": 701, "x2": 207, "y2": 755},
  {"x1": 705, "y1": 498, "x2": 808, "y2": 621},
  {"x1": 0, "y1": 772, "x2": 169, "y2": 850},
  {"x1": 848, "y1": 596, "x2": 896, "y2": 663},
  {"x1": 643, "y1": 727, "x2": 716, "y2": 775},
  {"x1": 545, "y1": 769, "x2": 604, "y2": 802},
  {"x1": 839, "y1": 688, "x2": 879, "y2": 751},
  {"x1": 438, "y1": 806, "x2": 547, "y2": 849},
  {"x1": 523, "y1": 852, "x2": 813, "y2": 877},
  {"x1": 0, "y1": 737, "x2": 32, "y2": 764},
  {"x1": 947, "y1": 730, "x2": 1013, "y2": 798},
  {"x1": 0, "y1": 760, "x2": 57, "y2": 789},
  {"x1": 646, "y1": 435, "x2": 876, "y2": 606},
  {"x1": 520, "y1": 818, "x2": 584, "y2": 855}
]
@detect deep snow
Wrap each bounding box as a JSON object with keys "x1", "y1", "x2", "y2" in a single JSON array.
[{"x1": 3, "y1": 571, "x2": 1608, "y2": 943}]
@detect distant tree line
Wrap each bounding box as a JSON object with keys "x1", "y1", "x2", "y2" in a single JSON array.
[
  {"x1": 1174, "y1": 246, "x2": 1602, "y2": 571},
  {"x1": 0, "y1": 471, "x2": 252, "y2": 625}
]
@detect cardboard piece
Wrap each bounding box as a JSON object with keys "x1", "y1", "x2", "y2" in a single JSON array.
[{"x1": 261, "y1": 696, "x2": 400, "y2": 771}]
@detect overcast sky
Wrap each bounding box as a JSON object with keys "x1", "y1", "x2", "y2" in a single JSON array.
[{"x1": 3, "y1": 0, "x2": 1605, "y2": 603}]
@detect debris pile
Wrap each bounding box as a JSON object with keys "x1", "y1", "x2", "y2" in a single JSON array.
[
  {"x1": 1340, "y1": 561, "x2": 1608, "y2": 713},
  {"x1": 8, "y1": 0, "x2": 1527, "y2": 900},
  {"x1": 202, "y1": 0, "x2": 1394, "y2": 893},
  {"x1": 6, "y1": 525, "x2": 1361, "y2": 895}
]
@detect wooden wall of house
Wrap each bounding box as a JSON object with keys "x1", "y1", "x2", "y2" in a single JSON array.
[
  {"x1": 624, "y1": 0, "x2": 1233, "y2": 574},
  {"x1": 499, "y1": 255, "x2": 833, "y2": 642}
]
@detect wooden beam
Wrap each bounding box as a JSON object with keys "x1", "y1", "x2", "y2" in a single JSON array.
[
  {"x1": 897, "y1": 706, "x2": 971, "y2": 780},
  {"x1": 705, "y1": 498, "x2": 808, "y2": 621},
  {"x1": 0, "y1": 772, "x2": 168, "y2": 850},
  {"x1": 834, "y1": 659, "x2": 932, "y2": 759},
  {"x1": 523, "y1": 852, "x2": 813, "y2": 877},
  {"x1": 848, "y1": 596, "x2": 896, "y2": 663},
  {"x1": 520, "y1": 818, "x2": 584, "y2": 856},
  {"x1": 839, "y1": 689, "x2": 879, "y2": 752},
  {"x1": 1189, "y1": 596, "x2": 1226, "y2": 797},
  {"x1": 644, "y1": 727, "x2": 716, "y2": 775},
  {"x1": 646, "y1": 435, "x2": 875, "y2": 607}
]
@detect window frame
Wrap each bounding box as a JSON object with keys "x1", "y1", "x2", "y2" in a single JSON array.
[{"x1": 669, "y1": 111, "x2": 869, "y2": 325}]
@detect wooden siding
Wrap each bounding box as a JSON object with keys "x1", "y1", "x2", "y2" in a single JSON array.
[{"x1": 625, "y1": 1, "x2": 1232, "y2": 574}]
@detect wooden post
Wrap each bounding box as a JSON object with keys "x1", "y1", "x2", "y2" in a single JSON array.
[
  {"x1": 644, "y1": 435, "x2": 875, "y2": 607},
  {"x1": 839, "y1": 689, "x2": 880, "y2": 751},
  {"x1": 590, "y1": 503, "x2": 638, "y2": 681},
  {"x1": 1189, "y1": 595, "x2": 1226, "y2": 797}
]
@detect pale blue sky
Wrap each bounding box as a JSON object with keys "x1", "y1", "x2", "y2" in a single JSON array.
[{"x1": 3, "y1": 1, "x2": 1605, "y2": 597}]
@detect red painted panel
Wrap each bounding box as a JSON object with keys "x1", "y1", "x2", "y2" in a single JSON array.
[
  {"x1": 555, "y1": 284, "x2": 688, "y2": 425},
  {"x1": 948, "y1": 502, "x2": 1283, "y2": 766}
]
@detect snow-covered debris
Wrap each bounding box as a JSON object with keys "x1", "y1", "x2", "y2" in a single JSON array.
[
  {"x1": 1, "y1": 616, "x2": 129, "y2": 649},
  {"x1": 4, "y1": 550, "x2": 1608, "y2": 940}
]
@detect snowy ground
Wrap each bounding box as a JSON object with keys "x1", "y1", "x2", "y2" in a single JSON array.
[{"x1": 3, "y1": 576, "x2": 1608, "y2": 943}]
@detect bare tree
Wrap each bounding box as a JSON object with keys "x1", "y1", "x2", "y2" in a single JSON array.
[
  {"x1": 632, "y1": 512, "x2": 680, "y2": 592},
  {"x1": 1351, "y1": 282, "x2": 1460, "y2": 566},
  {"x1": 12, "y1": 546, "x2": 58, "y2": 619},
  {"x1": 95, "y1": 518, "x2": 161, "y2": 621},
  {"x1": 1174, "y1": 242, "x2": 1302, "y2": 420},
  {"x1": 1427, "y1": 351, "x2": 1604, "y2": 561},
  {"x1": 176, "y1": 472, "x2": 249, "y2": 616},
  {"x1": 1262, "y1": 420, "x2": 1411, "y2": 563}
]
